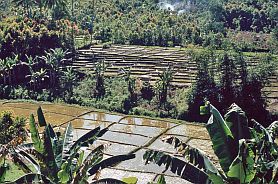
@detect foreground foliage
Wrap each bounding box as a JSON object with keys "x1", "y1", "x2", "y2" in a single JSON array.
[
  {"x1": 0, "y1": 108, "x2": 135, "y2": 183},
  {"x1": 144, "y1": 102, "x2": 278, "y2": 183}
]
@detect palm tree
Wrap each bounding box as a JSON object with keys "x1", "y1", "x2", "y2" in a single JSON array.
[
  {"x1": 119, "y1": 67, "x2": 136, "y2": 99},
  {"x1": 26, "y1": 68, "x2": 49, "y2": 90},
  {"x1": 155, "y1": 66, "x2": 173, "y2": 107},
  {"x1": 41, "y1": 48, "x2": 68, "y2": 87},
  {"x1": 94, "y1": 60, "x2": 109, "y2": 98}
]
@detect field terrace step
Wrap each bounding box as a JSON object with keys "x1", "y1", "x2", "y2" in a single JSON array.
[{"x1": 74, "y1": 45, "x2": 277, "y2": 103}]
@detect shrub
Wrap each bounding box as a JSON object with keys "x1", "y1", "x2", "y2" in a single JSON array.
[{"x1": 0, "y1": 111, "x2": 26, "y2": 145}]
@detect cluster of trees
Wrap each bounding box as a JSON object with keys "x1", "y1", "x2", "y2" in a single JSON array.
[
  {"x1": 187, "y1": 48, "x2": 277, "y2": 125},
  {"x1": 0, "y1": 0, "x2": 277, "y2": 51},
  {"x1": 0, "y1": 48, "x2": 77, "y2": 103}
]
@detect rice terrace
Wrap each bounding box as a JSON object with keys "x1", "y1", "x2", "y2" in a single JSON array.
[{"x1": 0, "y1": 0, "x2": 278, "y2": 183}]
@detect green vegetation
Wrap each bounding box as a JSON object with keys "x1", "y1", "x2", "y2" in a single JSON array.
[
  {"x1": 0, "y1": 107, "x2": 136, "y2": 183},
  {"x1": 144, "y1": 102, "x2": 278, "y2": 183}
]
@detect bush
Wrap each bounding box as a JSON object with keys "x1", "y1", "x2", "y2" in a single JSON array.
[
  {"x1": 0, "y1": 111, "x2": 26, "y2": 145},
  {"x1": 0, "y1": 17, "x2": 73, "y2": 59}
]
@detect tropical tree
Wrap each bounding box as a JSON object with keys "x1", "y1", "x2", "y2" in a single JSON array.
[
  {"x1": 144, "y1": 102, "x2": 278, "y2": 183},
  {"x1": 94, "y1": 60, "x2": 109, "y2": 98},
  {"x1": 26, "y1": 68, "x2": 49, "y2": 90},
  {"x1": 119, "y1": 67, "x2": 136, "y2": 101},
  {"x1": 0, "y1": 55, "x2": 19, "y2": 85},
  {"x1": 41, "y1": 48, "x2": 68, "y2": 87},
  {"x1": 155, "y1": 66, "x2": 173, "y2": 107},
  {"x1": 60, "y1": 67, "x2": 78, "y2": 102}
]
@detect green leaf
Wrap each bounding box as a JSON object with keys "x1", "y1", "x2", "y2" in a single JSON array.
[
  {"x1": 37, "y1": 107, "x2": 46, "y2": 127},
  {"x1": 16, "y1": 149, "x2": 41, "y2": 173},
  {"x1": 157, "y1": 175, "x2": 166, "y2": 184},
  {"x1": 88, "y1": 154, "x2": 136, "y2": 176},
  {"x1": 72, "y1": 146, "x2": 104, "y2": 184},
  {"x1": 58, "y1": 162, "x2": 70, "y2": 184},
  {"x1": 58, "y1": 122, "x2": 73, "y2": 168},
  {"x1": 0, "y1": 163, "x2": 8, "y2": 183},
  {"x1": 43, "y1": 124, "x2": 59, "y2": 181},
  {"x1": 11, "y1": 173, "x2": 54, "y2": 184},
  {"x1": 227, "y1": 139, "x2": 256, "y2": 183},
  {"x1": 143, "y1": 150, "x2": 210, "y2": 183},
  {"x1": 204, "y1": 103, "x2": 236, "y2": 173},
  {"x1": 29, "y1": 114, "x2": 44, "y2": 153},
  {"x1": 163, "y1": 136, "x2": 224, "y2": 183},
  {"x1": 122, "y1": 177, "x2": 138, "y2": 184}
]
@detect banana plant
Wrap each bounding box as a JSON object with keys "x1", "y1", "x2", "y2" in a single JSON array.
[
  {"x1": 5, "y1": 107, "x2": 135, "y2": 183},
  {"x1": 144, "y1": 102, "x2": 278, "y2": 183}
]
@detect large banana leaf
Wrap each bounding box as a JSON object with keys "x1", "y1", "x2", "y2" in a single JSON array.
[
  {"x1": 72, "y1": 145, "x2": 104, "y2": 184},
  {"x1": 16, "y1": 149, "x2": 41, "y2": 174},
  {"x1": 163, "y1": 136, "x2": 224, "y2": 183},
  {"x1": 12, "y1": 173, "x2": 54, "y2": 184},
  {"x1": 224, "y1": 104, "x2": 250, "y2": 149},
  {"x1": 143, "y1": 150, "x2": 210, "y2": 184},
  {"x1": 43, "y1": 124, "x2": 59, "y2": 181},
  {"x1": 227, "y1": 139, "x2": 256, "y2": 183},
  {"x1": 201, "y1": 102, "x2": 236, "y2": 173},
  {"x1": 37, "y1": 106, "x2": 47, "y2": 127},
  {"x1": 69, "y1": 127, "x2": 108, "y2": 153},
  {"x1": 57, "y1": 122, "x2": 74, "y2": 168},
  {"x1": 29, "y1": 114, "x2": 44, "y2": 153},
  {"x1": 88, "y1": 154, "x2": 136, "y2": 176}
]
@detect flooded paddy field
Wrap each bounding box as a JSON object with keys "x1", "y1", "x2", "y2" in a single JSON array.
[{"x1": 0, "y1": 100, "x2": 216, "y2": 184}]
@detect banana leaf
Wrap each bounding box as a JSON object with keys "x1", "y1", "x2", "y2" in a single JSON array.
[
  {"x1": 37, "y1": 106, "x2": 46, "y2": 127},
  {"x1": 88, "y1": 154, "x2": 136, "y2": 175},
  {"x1": 57, "y1": 122, "x2": 73, "y2": 168},
  {"x1": 143, "y1": 149, "x2": 210, "y2": 184},
  {"x1": 29, "y1": 114, "x2": 44, "y2": 153},
  {"x1": 69, "y1": 127, "x2": 108, "y2": 152},
  {"x1": 12, "y1": 173, "x2": 54, "y2": 184},
  {"x1": 43, "y1": 124, "x2": 59, "y2": 181},
  {"x1": 163, "y1": 136, "x2": 224, "y2": 183},
  {"x1": 72, "y1": 145, "x2": 104, "y2": 184},
  {"x1": 201, "y1": 102, "x2": 236, "y2": 173},
  {"x1": 227, "y1": 139, "x2": 256, "y2": 183},
  {"x1": 16, "y1": 149, "x2": 41, "y2": 174}
]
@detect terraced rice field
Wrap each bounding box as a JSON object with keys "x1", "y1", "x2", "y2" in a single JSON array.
[
  {"x1": 0, "y1": 101, "x2": 217, "y2": 184},
  {"x1": 71, "y1": 45, "x2": 278, "y2": 110}
]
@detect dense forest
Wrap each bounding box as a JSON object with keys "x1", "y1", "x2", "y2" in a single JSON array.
[{"x1": 0, "y1": 0, "x2": 277, "y2": 53}]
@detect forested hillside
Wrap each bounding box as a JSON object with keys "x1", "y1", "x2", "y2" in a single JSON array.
[
  {"x1": 74, "y1": 0, "x2": 278, "y2": 51},
  {"x1": 1, "y1": 0, "x2": 277, "y2": 51}
]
